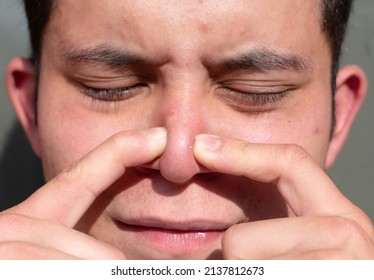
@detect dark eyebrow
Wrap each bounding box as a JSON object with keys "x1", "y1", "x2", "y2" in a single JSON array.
[
  {"x1": 61, "y1": 45, "x2": 145, "y2": 68},
  {"x1": 223, "y1": 48, "x2": 312, "y2": 72}
]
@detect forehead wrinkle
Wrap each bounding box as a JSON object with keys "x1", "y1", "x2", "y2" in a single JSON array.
[{"x1": 223, "y1": 48, "x2": 313, "y2": 72}]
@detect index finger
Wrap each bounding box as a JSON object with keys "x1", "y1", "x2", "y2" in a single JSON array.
[
  {"x1": 193, "y1": 134, "x2": 359, "y2": 217},
  {"x1": 7, "y1": 128, "x2": 167, "y2": 227}
]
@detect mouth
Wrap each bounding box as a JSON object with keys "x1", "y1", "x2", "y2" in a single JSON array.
[{"x1": 114, "y1": 219, "x2": 229, "y2": 252}]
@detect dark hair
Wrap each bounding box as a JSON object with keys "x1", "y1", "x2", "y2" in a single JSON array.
[
  {"x1": 322, "y1": 0, "x2": 354, "y2": 81},
  {"x1": 23, "y1": 0, "x2": 54, "y2": 70}
]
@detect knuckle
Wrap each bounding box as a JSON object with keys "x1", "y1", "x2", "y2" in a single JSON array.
[
  {"x1": 324, "y1": 216, "x2": 371, "y2": 252},
  {"x1": 55, "y1": 162, "x2": 99, "y2": 203},
  {"x1": 282, "y1": 144, "x2": 310, "y2": 168},
  {"x1": 107, "y1": 131, "x2": 143, "y2": 158},
  {"x1": 110, "y1": 130, "x2": 140, "y2": 150},
  {"x1": 298, "y1": 216, "x2": 373, "y2": 260},
  {"x1": 108, "y1": 132, "x2": 126, "y2": 151},
  {"x1": 238, "y1": 141, "x2": 250, "y2": 154},
  {"x1": 306, "y1": 216, "x2": 374, "y2": 259},
  {"x1": 55, "y1": 161, "x2": 84, "y2": 186},
  {"x1": 331, "y1": 216, "x2": 364, "y2": 240}
]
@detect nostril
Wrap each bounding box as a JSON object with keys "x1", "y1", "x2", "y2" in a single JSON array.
[
  {"x1": 199, "y1": 171, "x2": 221, "y2": 180},
  {"x1": 135, "y1": 165, "x2": 221, "y2": 183},
  {"x1": 136, "y1": 158, "x2": 221, "y2": 183},
  {"x1": 134, "y1": 135, "x2": 217, "y2": 183}
]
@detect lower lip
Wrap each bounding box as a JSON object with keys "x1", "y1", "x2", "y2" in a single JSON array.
[{"x1": 120, "y1": 223, "x2": 224, "y2": 251}]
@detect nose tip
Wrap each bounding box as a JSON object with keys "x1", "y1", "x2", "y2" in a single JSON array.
[{"x1": 158, "y1": 130, "x2": 201, "y2": 184}]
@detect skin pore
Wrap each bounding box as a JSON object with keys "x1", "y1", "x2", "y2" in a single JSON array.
[{"x1": 3, "y1": 0, "x2": 372, "y2": 259}]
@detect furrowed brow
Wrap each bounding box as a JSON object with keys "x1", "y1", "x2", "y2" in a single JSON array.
[
  {"x1": 224, "y1": 48, "x2": 312, "y2": 72},
  {"x1": 61, "y1": 45, "x2": 145, "y2": 68}
]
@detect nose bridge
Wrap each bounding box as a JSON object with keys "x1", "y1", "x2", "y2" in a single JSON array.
[{"x1": 159, "y1": 80, "x2": 205, "y2": 184}]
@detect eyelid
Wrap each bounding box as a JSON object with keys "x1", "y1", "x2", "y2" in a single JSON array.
[
  {"x1": 224, "y1": 87, "x2": 289, "y2": 100},
  {"x1": 79, "y1": 83, "x2": 145, "y2": 102},
  {"x1": 218, "y1": 86, "x2": 291, "y2": 110},
  {"x1": 221, "y1": 80, "x2": 294, "y2": 91},
  {"x1": 223, "y1": 86, "x2": 288, "y2": 95}
]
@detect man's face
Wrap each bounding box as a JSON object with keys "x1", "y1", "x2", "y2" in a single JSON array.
[{"x1": 36, "y1": 0, "x2": 332, "y2": 259}]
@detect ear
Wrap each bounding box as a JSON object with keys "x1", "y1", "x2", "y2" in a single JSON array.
[
  {"x1": 325, "y1": 65, "x2": 367, "y2": 168},
  {"x1": 6, "y1": 57, "x2": 41, "y2": 156}
]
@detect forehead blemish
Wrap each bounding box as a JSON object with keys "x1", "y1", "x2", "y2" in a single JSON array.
[{"x1": 193, "y1": 0, "x2": 212, "y2": 33}]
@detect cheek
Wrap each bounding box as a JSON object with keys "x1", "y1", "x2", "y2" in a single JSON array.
[
  {"x1": 217, "y1": 100, "x2": 332, "y2": 167},
  {"x1": 38, "y1": 112, "x2": 110, "y2": 180},
  {"x1": 36, "y1": 97, "x2": 145, "y2": 179}
]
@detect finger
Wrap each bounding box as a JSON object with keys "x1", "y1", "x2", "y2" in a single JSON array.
[
  {"x1": 0, "y1": 241, "x2": 81, "y2": 260},
  {"x1": 0, "y1": 213, "x2": 126, "y2": 260},
  {"x1": 7, "y1": 127, "x2": 167, "y2": 227},
  {"x1": 222, "y1": 217, "x2": 374, "y2": 260},
  {"x1": 193, "y1": 134, "x2": 357, "y2": 217}
]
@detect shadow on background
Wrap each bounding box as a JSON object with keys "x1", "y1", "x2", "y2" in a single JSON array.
[{"x1": 0, "y1": 120, "x2": 44, "y2": 211}]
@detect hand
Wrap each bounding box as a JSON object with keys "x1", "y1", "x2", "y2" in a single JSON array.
[
  {"x1": 194, "y1": 134, "x2": 374, "y2": 259},
  {"x1": 0, "y1": 128, "x2": 167, "y2": 259}
]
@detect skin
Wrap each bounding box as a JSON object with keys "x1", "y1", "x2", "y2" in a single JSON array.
[{"x1": 2, "y1": 0, "x2": 374, "y2": 259}]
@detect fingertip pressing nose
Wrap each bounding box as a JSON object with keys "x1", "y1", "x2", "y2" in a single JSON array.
[{"x1": 158, "y1": 132, "x2": 201, "y2": 184}]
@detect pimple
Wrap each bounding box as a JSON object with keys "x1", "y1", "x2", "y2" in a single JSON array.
[
  {"x1": 166, "y1": 108, "x2": 177, "y2": 117},
  {"x1": 313, "y1": 126, "x2": 321, "y2": 134},
  {"x1": 199, "y1": 22, "x2": 211, "y2": 33}
]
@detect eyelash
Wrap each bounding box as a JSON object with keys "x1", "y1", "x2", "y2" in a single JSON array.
[
  {"x1": 80, "y1": 83, "x2": 288, "y2": 108},
  {"x1": 80, "y1": 84, "x2": 142, "y2": 102},
  {"x1": 223, "y1": 88, "x2": 289, "y2": 106}
]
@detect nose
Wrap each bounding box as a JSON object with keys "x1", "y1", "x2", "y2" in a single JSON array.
[{"x1": 158, "y1": 92, "x2": 205, "y2": 184}]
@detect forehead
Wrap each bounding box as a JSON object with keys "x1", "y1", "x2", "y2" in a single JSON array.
[{"x1": 46, "y1": 0, "x2": 325, "y2": 64}]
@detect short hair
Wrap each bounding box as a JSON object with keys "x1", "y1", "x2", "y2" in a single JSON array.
[{"x1": 23, "y1": 0, "x2": 54, "y2": 72}]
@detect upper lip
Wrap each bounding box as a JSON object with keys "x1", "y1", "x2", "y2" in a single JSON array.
[{"x1": 116, "y1": 218, "x2": 233, "y2": 231}]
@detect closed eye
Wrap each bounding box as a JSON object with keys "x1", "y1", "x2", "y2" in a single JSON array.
[
  {"x1": 221, "y1": 87, "x2": 289, "y2": 107},
  {"x1": 80, "y1": 83, "x2": 147, "y2": 102}
]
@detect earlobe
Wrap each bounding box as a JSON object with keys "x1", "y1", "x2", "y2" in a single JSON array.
[
  {"x1": 6, "y1": 57, "x2": 41, "y2": 156},
  {"x1": 325, "y1": 65, "x2": 367, "y2": 168}
]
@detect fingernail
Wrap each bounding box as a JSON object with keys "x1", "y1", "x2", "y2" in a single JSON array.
[
  {"x1": 145, "y1": 127, "x2": 167, "y2": 140},
  {"x1": 195, "y1": 134, "x2": 222, "y2": 152}
]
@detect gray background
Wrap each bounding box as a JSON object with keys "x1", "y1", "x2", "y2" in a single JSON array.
[{"x1": 0, "y1": 0, "x2": 373, "y2": 220}]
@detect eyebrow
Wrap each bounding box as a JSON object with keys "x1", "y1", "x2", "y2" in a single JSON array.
[
  {"x1": 223, "y1": 48, "x2": 312, "y2": 72},
  {"x1": 61, "y1": 45, "x2": 146, "y2": 68},
  {"x1": 61, "y1": 45, "x2": 310, "y2": 73}
]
